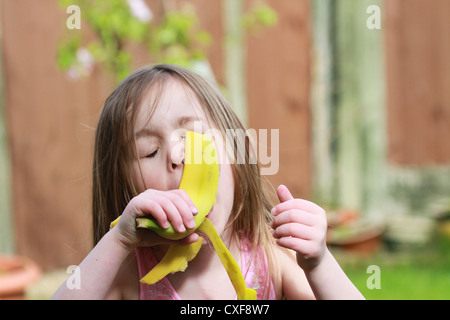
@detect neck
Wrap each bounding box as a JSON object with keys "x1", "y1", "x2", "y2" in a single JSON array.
[{"x1": 161, "y1": 231, "x2": 242, "y2": 299}]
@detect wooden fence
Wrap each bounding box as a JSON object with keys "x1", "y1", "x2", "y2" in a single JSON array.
[
  {"x1": 0, "y1": 0, "x2": 311, "y2": 270},
  {"x1": 1, "y1": 0, "x2": 449, "y2": 272}
]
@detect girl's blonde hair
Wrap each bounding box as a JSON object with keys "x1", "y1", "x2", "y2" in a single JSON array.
[{"x1": 93, "y1": 64, "x2": 280, "y2": 299}]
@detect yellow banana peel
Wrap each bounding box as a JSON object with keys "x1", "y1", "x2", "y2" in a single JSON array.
[
  {"x1": 198, "y1": 219, "x2": 257, "y2": 300},
  {"x1": 139, "y1": 238, "x2": 203, "y2": 284},
  {"x1": 109, "y1": 131, "x2": 217, "y2": 234},
  {"x1": 111, "y1": 131, "x2": 256, "y2": 300},
  {"x1": 135, "y1": 130, "x2": 219, "y2": 240}
]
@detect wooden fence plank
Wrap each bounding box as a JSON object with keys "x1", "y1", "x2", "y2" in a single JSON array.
[
  {"x1": 1, "y1": 0, "x2": 110, "y2": 269},
  {"x1": 247, "y1": 0, "x2": 312, "y2": 199},
  {"x1": 385, "y1": 0, "x2": 450, "y2": 165}
]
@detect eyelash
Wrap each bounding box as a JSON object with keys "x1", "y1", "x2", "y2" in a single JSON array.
[
  {"x1": 146, "y1": 149, "x2": 158, "y2": 158},
  {"x1": 141, "y1": 133, "x2": 186, "y2": 159}
]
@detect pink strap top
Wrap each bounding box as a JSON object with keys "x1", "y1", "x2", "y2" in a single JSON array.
[{"x1": 135, "y1": 242, "x2": 276, "y2": 300}]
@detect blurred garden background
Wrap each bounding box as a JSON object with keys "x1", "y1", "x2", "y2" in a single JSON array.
[{"x1": 0, "y1": 0, "x2": 449, "y2": 299}]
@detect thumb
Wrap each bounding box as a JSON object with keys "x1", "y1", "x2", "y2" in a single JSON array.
[
  {"x1": 138, "y1": 230, "x2": 200, "y2": 247},
  {"x1": 276, "y1": 184, "x2": 294, "y2": 203}
]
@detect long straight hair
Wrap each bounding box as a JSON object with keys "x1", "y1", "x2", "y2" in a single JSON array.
[{"x1": 92, "y1": 64, "x2": 281, "y2": 299}]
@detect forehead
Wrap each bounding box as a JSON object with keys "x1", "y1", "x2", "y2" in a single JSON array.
[{"x1": 134, "y1": 78, "x2": 206, "y2": 131}]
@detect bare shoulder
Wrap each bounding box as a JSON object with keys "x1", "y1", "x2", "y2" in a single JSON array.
[{"x1": 273, "y1": 246, "x2": 316, "y2": 300}]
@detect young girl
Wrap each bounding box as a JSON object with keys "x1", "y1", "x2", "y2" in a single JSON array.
[{"x1": 52, "y1": 64, "x2": 364, "y2": 300}]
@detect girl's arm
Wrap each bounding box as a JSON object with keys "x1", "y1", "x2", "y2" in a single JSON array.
[
  {"x1": 51, "y1": 227, "x2": 130, "y2": 299},
  {"x1": 302, "y1": 248, "x2": 364, "y2": 299},
  {"x1": 51, "y1": 189, "x2": 199, "y2": 300},
  {"x1": 271, "y1": 185, "x2": 364, "y2": 300}
]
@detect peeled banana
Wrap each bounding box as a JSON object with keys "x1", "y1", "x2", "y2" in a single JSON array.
[
  {"x1": 110, "y1": 131, "x2": 256, "y2": 300},
  {"x1": 135, "y1": 130, "x2": 219, "y2": 240},
  {"x1": 109, "y1": 131, "x2": 218, "y2": 237}
]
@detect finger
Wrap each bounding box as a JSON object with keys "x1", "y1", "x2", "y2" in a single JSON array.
[
  {"x1": 273, "y1": 223, "x2": 315, "y2": 240},
  {"x1": 276, "y1": 184, "x2": 294, "y2": 203},
  {"x1": 174, "y1": 189, "x2": 199, "y2": 215},
  {"x1": 177, "y1": 232, "x2": 200, "y2": 245},
  {"x1": 271, "y1": 209, "x2": 316, "y2": 229},
  {"x1": 272, "y1": 198, "x2": 325, "y2": 216},
  {"x1": 276, "y1": 236, "x2": 312, "y2": 254},
  {"x1": 166, "y1": 192, "x2": 197, "y2": 230},
  {"x1": 157, "y1": 196, "x2": 186, "y2": 233},
  {"x1": 138, "y1": 230, "x2": 200, "y2": 247},
  {"x1": 137, "y1": 198, "x2": 170, "y2": 229}
]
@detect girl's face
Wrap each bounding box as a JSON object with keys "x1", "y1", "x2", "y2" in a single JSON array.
[{"x1": 131, "y1": 79, "x2": 235, "y2": 236}]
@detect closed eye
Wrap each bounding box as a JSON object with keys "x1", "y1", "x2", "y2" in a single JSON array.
[{"x1": 146, "y1": 149, "x2": 158, "y2": 158}]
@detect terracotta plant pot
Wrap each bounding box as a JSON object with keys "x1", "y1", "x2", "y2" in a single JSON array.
[
  {"x1": 0, "y1": 255, "x2": 42, "y2": 299},
  {"x1": 327, "y1": 215, "x2": 385, "y2": 254},
  {"x1": 328, "y1": 228, "x2": 384, "y2": 253}
]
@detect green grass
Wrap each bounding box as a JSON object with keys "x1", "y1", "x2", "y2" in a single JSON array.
[
  {"x1": 345, "y1": 264, "x2": 450, "y2": 299},
  {"x1": 334, "y1": 235, "x2": 450, "y2": 300}
]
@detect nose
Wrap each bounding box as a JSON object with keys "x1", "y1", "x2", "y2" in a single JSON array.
[
  {"x1": 169, "y1": 139, "x2": 185, "y2": 172},
  {"x1": 171, "y1": 157, "x2": 184, "y2": 170}
]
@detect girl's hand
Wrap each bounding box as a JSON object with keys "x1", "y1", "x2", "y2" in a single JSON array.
[
  {"x1": 113, "y1": 189, "x2": 199, "y2": 250},
  {"x1": 271, "y1": 185, "x2": 328, "y2": 271}
]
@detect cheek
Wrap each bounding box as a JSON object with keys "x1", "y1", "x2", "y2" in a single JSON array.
[
  {"x1": 211, "y1": 163, "x2": 235, "y2": 230},
  {"x1": 131, "y1": 160, "x2": 164, "y2": 193},
  {"x1": 217, "y1": 163, "x2": 234, "y2": 204},
  {"x1": 130, "y1": 160, "x2": 146, "y2": 193},
  {"x1": 209, "y1": 133, "x2": 234, "y2": 202}
]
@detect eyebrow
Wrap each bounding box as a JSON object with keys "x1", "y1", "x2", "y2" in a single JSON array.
[{"x1": 134, "y1": 115, "x2": 200, "y2": 139}]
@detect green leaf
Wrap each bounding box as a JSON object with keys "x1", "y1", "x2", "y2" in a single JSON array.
[{"x1": 254, "y1": 4, "x2": 278, "y2": 27}]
